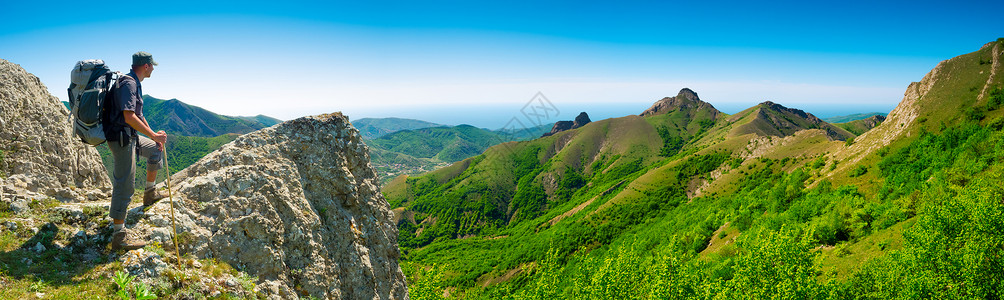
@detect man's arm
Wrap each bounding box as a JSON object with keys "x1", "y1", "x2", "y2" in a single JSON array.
[{"x1": 124, "y1": 111, "x2": 167, "y2": 145}]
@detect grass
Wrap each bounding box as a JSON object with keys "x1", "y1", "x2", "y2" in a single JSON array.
[
  {"x1": 834, "y1": 116, "x2": 884, "y2": 135},
  {"x1": 0, "y1": 195, "x2": 263, "y2": 299},
  {"x1": 392, "y1": 40, "x2": 1004, "y2": 298},
  {"x1": 817, "y1": 217, "x2": 914, "y2": 280},
  {"x1": 912, "y1": 42, "x2": 997, "y2": 131}
]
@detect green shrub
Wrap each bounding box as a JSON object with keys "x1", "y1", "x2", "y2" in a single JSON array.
[
  {"x1": 849, "y1": 165, "x2": 868, "y2": 177},
  {"x1": 965, "y1": 105, "x2": 986, "y2": 121},
  {"x1": 988, "y1": 87, "x2": 1003, "y2": 111}
]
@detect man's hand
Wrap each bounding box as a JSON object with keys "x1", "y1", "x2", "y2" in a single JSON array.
[{"x1": 153, "y1": 130, "x2": 167, "y2": 151}]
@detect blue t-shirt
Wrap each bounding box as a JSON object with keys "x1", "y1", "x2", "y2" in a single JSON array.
[{"x1": 109, "y1": 71, "x2": 143, "y2": 137}]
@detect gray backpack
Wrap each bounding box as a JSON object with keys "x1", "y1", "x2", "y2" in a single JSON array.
[{"x1": 67, "y1": 60, "x2": 121, "y2": 145}]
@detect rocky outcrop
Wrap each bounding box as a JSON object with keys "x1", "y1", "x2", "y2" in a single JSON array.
[
  {"x1": 541, "y1": 112, "x2": 591, "y2": 137},
  {"x1": 732, "y1": 101, "x2": 855, "y2": 141},
  {"x1": 138, "y1": 113, "x2": 408, "y2": 299},
  {"x1": 0, "y1": 58, "x2": 109, "y2": 203},
  {"x1": 640, "y1": 88, "x2": 720, "y2": 118},
  {"x1": 829, "y1": 39, "x2": 1004, "y2": 175},
  {"x1": 859, "y1": 114, "x2": 886, "y2": 129}
]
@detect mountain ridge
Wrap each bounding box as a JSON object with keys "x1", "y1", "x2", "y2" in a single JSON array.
[
  {"x1": 354, "y1": 117, "x2": 443, "y2": 139},
  {"x1": 822, "y1": 112, "x2": 887, "y2": 123},
  {"x1": 142, "y1": 95, "x2": 282, "y2": 137},
  {"x1": 386, "y1": 38, "x2": 1004, "y2": 298}
]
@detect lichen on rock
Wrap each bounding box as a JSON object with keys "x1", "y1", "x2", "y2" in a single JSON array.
[
  {"x1": 0, "y1": 58, "x2": 110, "y2": 203},
  {"x1": 137, "y1": 113, "x2": 408, "y2": 299}
]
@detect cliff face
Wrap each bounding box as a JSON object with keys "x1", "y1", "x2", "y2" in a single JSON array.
[
  {"x1": 0, "y1": 59, "x2": 109, "y2": 202},
  {"x1": 138, "y1": 113, "x2": 408, "y2": 299},
  {"x1": 831, "y1": 39, "x2": 1004, "y2": 170}
]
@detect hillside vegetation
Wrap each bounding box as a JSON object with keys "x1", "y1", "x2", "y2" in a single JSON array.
[
  {"x1": 390, "y1": 39, "x2": 1004, "y2": 299},
  {"x1": 822, "y1": 112, "x2": 887, "y2": 123},
  {"x1": 142, "y1": 95, "x2": 281, "y2": 137},
  {"x1": 366, "y1": 123, "x2": 553, "y2": 186},
  {"x1": 833, "y1": 115, "x2": 886, "y2": 135},
  {"x1": 354, "y1": 117, "x2": 443, "y2": 139}
]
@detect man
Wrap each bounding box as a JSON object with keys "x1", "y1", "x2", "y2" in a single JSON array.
[{"x1": 106, "y1": 51, "x2": 168, "y2": 250}]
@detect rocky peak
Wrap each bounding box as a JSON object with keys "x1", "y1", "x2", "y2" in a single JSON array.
[
  {"x1": 137, "y1": 113, "x2": 408, "y2": 299},
  {"x1": 676, "y1": 88, "x2": 700, "y2": 102},
  {"x1": 0, "y1": 58, "x2": 109, "y2": 202},
  {"x1": 572, "y1": 112, "x2": 591, "y2": 128},
  {"x1": 757, "y1": 101, "x2": 823, "y2": 124},
  {"x1": 640, "y1": 88, "x2": 721, "y2": 118},
  {"x1": 733, "y1": 101, "x2": 853, "y2": 141},
  {"x1": 542, "y1": 112, "x2": 591, "y2": 137}
]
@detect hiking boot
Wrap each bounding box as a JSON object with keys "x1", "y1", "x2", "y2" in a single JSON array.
[
  {"x1": 143, "y1": 187, "x2": 168, "y2": 207},
  {"x1": 111, "y1": 229, "x2": 146, "y2": 251}
]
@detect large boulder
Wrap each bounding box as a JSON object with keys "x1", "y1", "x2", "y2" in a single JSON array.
[
  {"x1": 0, "y1": 58, "x2": 110, "y2": 202},
  {"x1": 139, "y1": 113, "x2": 408, "y2": 299}
]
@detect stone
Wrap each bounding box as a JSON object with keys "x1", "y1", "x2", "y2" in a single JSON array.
[
  {"x1": 0, "y1": 59, "x2": 110, "y2": 202},
  {"x1": 137, "y1": 113, "x2": 408, "y2": 299},
  {"x1": 2, "y1": 57, "x2": 407, "y2": 299},
  {"x1": 541, "y1": 112, "x2": 592, "y2": 137}
]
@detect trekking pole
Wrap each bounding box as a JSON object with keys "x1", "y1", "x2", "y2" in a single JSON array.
[{"x1": 162, "y1": 144, "x2": 183, "y2": 269}]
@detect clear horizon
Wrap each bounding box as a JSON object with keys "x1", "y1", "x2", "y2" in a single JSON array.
[{"x1": 2, "y1": 0, "x2": 1001, "y2": 129}]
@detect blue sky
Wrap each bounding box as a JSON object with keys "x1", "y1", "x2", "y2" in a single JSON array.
[{"x1": 2, "y1": 0, "x2": 1002, "y2": 128}]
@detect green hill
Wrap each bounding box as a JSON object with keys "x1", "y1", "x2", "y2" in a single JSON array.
[
  {"x1": 65, "y1": 96, "x2": 282, "y2": 137},
  {"x1": 393, "y1": 39, "x2": 1004, "y2": 299},
  {"x1": 142, "y1": 95, "x2": 280, "y2": 137},
  {"x1": 367, "y1": 125, "x2": 510, "y2": 162},
  {"x1": 823, "y1": 112, "x2": 887, "y2": 123},
  {"x1": 833, "y1": 114, "x2": 886, "y2": 135},
  {"x1": 354, "y1": 117, "x2": 443, "y2": 139},
  {"x1": 365, "y1": 121, "x2": 555, "y2": 186},
  {"x1": 234, "y1": 114, "x2": 283, "y2": 127}
]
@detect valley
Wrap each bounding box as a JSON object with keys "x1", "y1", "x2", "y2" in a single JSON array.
[{"x1": 391, "y1": 39, "x2": 1004, "y2": 299}]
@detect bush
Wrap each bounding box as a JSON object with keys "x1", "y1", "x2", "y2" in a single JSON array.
[
  {"x1": 849, "y1": 165, "x2": 868, "y2": 177},
  {"x1": 988, "y1": 87, "x2": 1003, "y2": 111},
  {"x1": 965, "y1": 105, "x2": 986, "y2": 121}
]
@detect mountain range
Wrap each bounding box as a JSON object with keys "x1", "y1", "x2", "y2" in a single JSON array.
[
  {"x1": 822, "y1": 112, "x2": 887, "y2": 123},
  {"x1": 390, "y1": 39, "x2": 1004, "y2": 298},
  {"x1": 140, "y1": 95, "x2": 282, "y2": 137},
  {"x1": 1, "y1": 57, "x2": 406, "y2": 298},
  {"x1": 354, "y1": 117, "x2": 444, "y2": 139},
  {"x1": 359, "y1": 118, "x2": 553, "y2": 185}
]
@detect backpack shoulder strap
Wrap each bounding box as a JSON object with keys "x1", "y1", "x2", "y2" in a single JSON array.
[{"x1": 116, "y1": 73, "x2": 134, "y2": 88}]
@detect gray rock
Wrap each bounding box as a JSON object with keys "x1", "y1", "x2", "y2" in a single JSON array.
[
  {"x1": 121, "y1": 249, "x2": 171, "y2": 280},
  {"x1": 541, "y1": 112, "x2": 592, "y2": 137},
  {"x1": 34, "y1": 242, "x2": 45, "y2": 253},
  {"x1": 140, "y1": 113, "x2": 408, "y2": 299},
  {"x1": 50, "y1": 206, "x2": 85, "y2": 224},
  {"x1": 0, "y1": 59, "x2": 110, "y2": 201}
]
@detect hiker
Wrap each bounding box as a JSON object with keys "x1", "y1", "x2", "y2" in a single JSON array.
[{"x1": 106, "y1": 51, "x2": 169, "y2": 250}]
